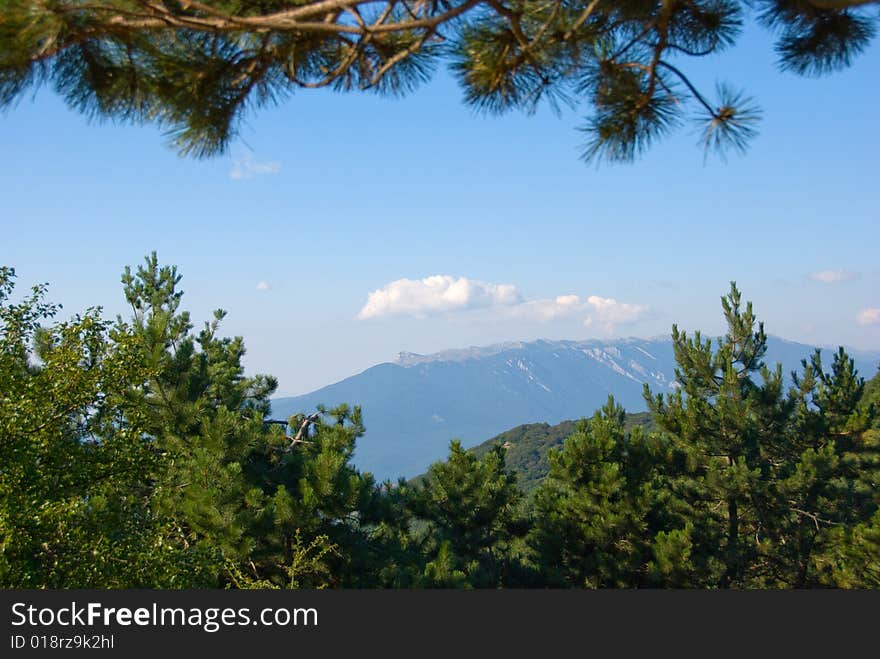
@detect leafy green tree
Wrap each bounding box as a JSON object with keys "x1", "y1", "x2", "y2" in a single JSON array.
[
  {"x1": 346, "y1": 476, "x2": 427, "y2": 587},
  {"x1": 819, "y1": 509, "x2": 880, "y2": 587},
  {"x1": 421, "y1": 541, "x2": 470, "y2": 588},
  {"x1": 225, "y1": 531, "x2": 340, "y2": 589},
  {"x1": 410, "y1": 440, "x2": 525, "y2": 587},
  {"x1": 858, "y1": 362, "x2": 880, "y2": 412},
  {"x1": 644, "y1": 285, "x2": 782, "y2": 587},
  {"x1": 1, "y1": 253, "x2": 410, "y2": 589},
  {"x1": 787, "y1": 357, "x2": 880, "y2": 587},
  {"x1": 2, "y1": 1, "x2": 876, "y2": 161},
  {"x1": 0, "y1": 266, "x2": 210, "y2": 587}
]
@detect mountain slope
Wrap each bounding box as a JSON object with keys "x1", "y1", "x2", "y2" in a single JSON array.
[
  {"x1": 464, "y1": 412, "x2": 652, "y2": 494},
  {"x1": 271, "y1": 337, "x2": 880, "y2": 481}
]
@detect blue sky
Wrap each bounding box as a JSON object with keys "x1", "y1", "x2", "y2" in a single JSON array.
[{"x1": 2, "y1": 21, "x2": 878, "y2": 396}]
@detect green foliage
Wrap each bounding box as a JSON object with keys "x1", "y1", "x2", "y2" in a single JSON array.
[
  {"x1": 528, "y1": 283, "x2": 879, "y2": 588},
  {"x1": 462, "y1": 413, "x2": 652, "y2": 494},
  {"x1": 2, "y1": 263, "x2": 877, "y2": 589},
  {"x1": 0, "y1": 256, "x2": 405, "y2": 589},
  {"x1": 115, "y1": 254, "x2": 403, "y2": 588},
  {"x1": 644, "y1": 283, "x2": 879, "y2": 587},
  {"x1": 421, "y1": 541, "x2": 470, "y2": 588},
  {"x1": 531, "y1": 398, "x2": 663, "y2": 587},
  {"x1": 244, "y1": 403, "x2": 394, "y2": 588},
  {"x1": 410, "y1": 441, "x2": 526, "y2": 587},
  {"x1": 0, "y1": 266, "x2": 211, "y2": 587},
  {"x1": 119, "y1": 253, "x2": 278, "y2": 572},
  {"x1": 818, "y1": 509, "x2": 880, "y2": 587},
  {"x1": 1, "y1": 1, "x2": 876, "y2": 161},
  {"x1": 225, "y1": 531, "x2": 340, "y2": 589}
]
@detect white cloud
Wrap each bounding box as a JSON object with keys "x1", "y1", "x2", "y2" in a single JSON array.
[
  {"x1": 507, "y1": 295, "x2": 583, "y2": 322},
  {"x1": 510, "y1": 294, "x2": 648, "y2": 332},
  {"x1": 856, "y1": 308, "x2": 880, "y2": 326},
  {"x1": 256, "y1": 281, "x2": 271, "y2": 291},
  {"x1": 229, "y1": 154, "x2": 282, "y2": 180},
  {"x1": 808, "y1": 269, "x2": 858, "y2": 284},
  {"x1": 358, "y1": 275, "x2": 648, "y2": 333},
  {"x1": 358, "y1": 275, "x2": 522, "y2": 319},
  {"x1": 583, "y1": 295, "x2": 649, "y2": 330}
]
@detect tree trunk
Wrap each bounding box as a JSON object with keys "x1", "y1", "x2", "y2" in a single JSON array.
[{"x1": 719, "y1": 497, "x2": 739, "y2": 588}]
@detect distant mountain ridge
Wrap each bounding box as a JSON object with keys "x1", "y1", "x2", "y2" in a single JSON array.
[
  {"x1": 271, "y1": 336, "x2": 880, "y2": 481},
  {"x1": 393, "y1": 341, "x2": 527, "y2": 366}
]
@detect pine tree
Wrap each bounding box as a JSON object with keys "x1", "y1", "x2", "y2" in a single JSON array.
[
  {"x1": 5, "y1": 260, "x2": 879, "y2": 589},
  {"x1": 119, "y1": 253, "x2": 278, "y2": 573},
  {"x1": 118, "y1": 254, "x2": 397, "y2": 587},
  {"x1": 646, "y1": 283, "x2": 879, "y2": 587},
  {"x1": 781, "y1": 351, "x2": 880, "y2": 586},
  {"x1": 2, "y1": 1, "x2": 876, "y2": 161},
  {"x1": 531, "y1": 397, "x2": 663, "y2": 587},
  {"x1": 247, "y1": 403, "x2": 399, "y2": 587},
  {"x1": 410, "y1": 440, "x2": 525, "y2": 587}
]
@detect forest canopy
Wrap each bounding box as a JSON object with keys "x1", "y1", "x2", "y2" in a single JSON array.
[{"x1": 1, "y1": 256, "x2": 878, "y2": 588}]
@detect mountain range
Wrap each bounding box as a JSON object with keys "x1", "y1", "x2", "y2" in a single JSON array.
[{"x1": 271, "y1": 336, "x2": 880, "y2": 481}]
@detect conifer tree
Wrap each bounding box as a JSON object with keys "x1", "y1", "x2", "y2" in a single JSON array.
[
  {"x1": 5, "y1": 260, "x2": 879, "y2": 589},
  {"x1": 646, "y1": 283, "x2": 879, "y2": 587},
  {"x1": 779, "y1": 351, "x2": 880, "y2": 586},
  {"x1": 245, "y1": 402, "x2": 403, "y2": 587},
  {"x1": 531, "y1": 397, "x2": 663, "y2": 587},
  {"x1": 531, "y1": 285, "x2": 879, "y2": 589},
  {"x1": 410, "y1": 440, "x2": 525, "y2": 587},
  {"x1": 2, "y1": 1, "x2": 876, "y2": 161},
  {"x1": 119, "y1": 253, "x2": 278, "y2": 574},
  {"x1": 118, "y1": 254, "x2": 398, "y2": 587}
]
